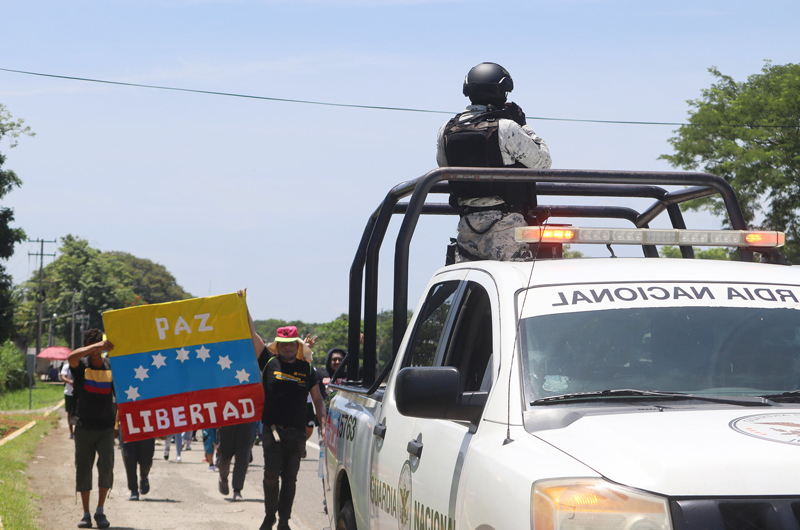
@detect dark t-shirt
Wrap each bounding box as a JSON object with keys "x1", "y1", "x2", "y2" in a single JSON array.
[
  {"x1": 259, "y1": 353, "x2": 313, "y2": 430},
  {"x1": 71, "y1": 357, "x2": 116, "y2": 429}
]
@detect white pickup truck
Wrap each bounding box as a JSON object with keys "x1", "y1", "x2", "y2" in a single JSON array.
[{"x1": 324, "y1": 168, "x2": 800, "y2": 530}]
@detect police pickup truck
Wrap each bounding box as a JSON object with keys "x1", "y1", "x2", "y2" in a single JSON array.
[{"x1": 323, "y1": 168, "x2": 800, "y2": 530}]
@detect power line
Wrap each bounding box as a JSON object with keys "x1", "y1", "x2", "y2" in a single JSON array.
[
  {"x1": 0, "y1": 67, "x2": 449, "y2": 116},
  {"x1": 2, "y1": 66, "x2": 798, "y2": 129}
]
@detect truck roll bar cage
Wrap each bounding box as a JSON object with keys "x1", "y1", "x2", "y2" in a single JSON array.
[{"x1": 345, "y1": 168, "x2": 756, "y2": 388}]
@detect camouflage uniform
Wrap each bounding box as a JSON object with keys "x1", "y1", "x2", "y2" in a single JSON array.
[
  {"x1": 455, "y1": 208, "x2": 531, "y2": 262},
  {"x1": 437, "y1": 104, "x2": 551, "y2": 262}
]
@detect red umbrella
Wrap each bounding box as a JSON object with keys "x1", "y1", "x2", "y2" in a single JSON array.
[{"x1": 37, "y1": 346, "x2": 71, "y2": 360}]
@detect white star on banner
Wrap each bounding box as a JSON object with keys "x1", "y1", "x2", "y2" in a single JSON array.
[
  {"x1": 234, "y1": 369, "x2": 250, "y2": 384},
  {"x1": 152, "y1": 353, "x2": 167, "y2": 369},
  {"x1": 134, "y1": 365, "x2": 149, "y2": 381},
  {"x1": 125, "y1": 386, "x2": 140, "y2": 401},
  {"x1": 176, "y1": 348, "x2": 190, "y2": 363},
  {"x1": 196, "y1": 346, "x2": 211, "y2": 362},
  {"x1": 218, "y1": 355, "x2": 232, "y2": 371}
]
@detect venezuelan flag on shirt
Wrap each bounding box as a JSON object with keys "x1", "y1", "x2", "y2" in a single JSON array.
[
  {"x1": 83, "y1": 368, "x2": 113, "y2": 395},
  {"x1": 103, "y1": 293, "x2": 264, "y2": 442}
]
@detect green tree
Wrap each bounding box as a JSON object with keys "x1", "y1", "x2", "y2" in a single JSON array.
[
  {"x1": 15, "y1": 235, "x2": 191, "y2": 346},
  {"x1": 562, "y1": 244, "x2": 584, "y2": 259},
  {"x1": 106, "y1": 251, "x2": 192, "y2": 304},
  {"x1": 250, "y1": 309, "x2": 411, "y2": 373},
  {"x1": 253, "y1": 318, "x2": 287, "y2": 344},
  {"x1": 0, "y1": 339, "x2": 26, "y2": 393},
  {"x1": 659, "y1": 62, "x2": 800, "y2": 261},
  {"x1": 313, "y1": 314, "x2": 350, "y2": 362},
  {"x1": 660, "y1": 246, "x2": 682, "y2": 259},
  {"x1": 659, "y1": 246, "x2": 733, "y2": 260},
  {"x1": 696, "y1": 248, "x2": 733, "y2": 261},
  {"x1": 0, "y1": 105, "x2": 33, "y2": 343},
  {"x1": 252, "y1": 318, "x2": 331, "y2": 368}
]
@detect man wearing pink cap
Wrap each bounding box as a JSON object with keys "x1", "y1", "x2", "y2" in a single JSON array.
[{"x1": 242, "y1": 299, "x2": 326, "y2": 530}]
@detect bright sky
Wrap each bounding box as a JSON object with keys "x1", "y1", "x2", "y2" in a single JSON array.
[{"x1": 1, "y1": 0, "x2": 798, "y2": 323}]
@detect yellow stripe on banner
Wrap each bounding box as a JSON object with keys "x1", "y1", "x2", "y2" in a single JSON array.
[{"x1": 103, "y1": 293, "x2": 251, "y2": 357}]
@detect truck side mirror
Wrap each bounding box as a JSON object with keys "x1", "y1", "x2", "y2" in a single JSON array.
[{"x1": 395, "y1": 367, "x2": 460, "y2": 419}]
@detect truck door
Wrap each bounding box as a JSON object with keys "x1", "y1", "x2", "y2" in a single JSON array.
[
  {"x1": 371, "y1": 275, "x2": 465, "y2": 530},
  {"x1": 405, "y1": 276, "x2": 498, "y2": 530}
]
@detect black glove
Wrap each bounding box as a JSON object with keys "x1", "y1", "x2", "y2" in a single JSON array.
[{"x1": 504, "y1": 102, "x2": 527, "y2": 126}]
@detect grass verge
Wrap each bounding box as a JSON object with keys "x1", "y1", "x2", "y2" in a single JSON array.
[
  {"x1": 0, "y1": 384, "x2": 65, "y2": 411},
  {"x1": 0, "y1": 414, "x2": 58, "y2": 529}
]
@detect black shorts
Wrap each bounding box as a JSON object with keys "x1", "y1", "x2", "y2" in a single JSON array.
[{"x1": 64, "y1": 394, "x2": 76, "y2": 414}]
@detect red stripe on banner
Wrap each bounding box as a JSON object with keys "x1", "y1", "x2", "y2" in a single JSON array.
[{"x1": 118, "y1": 383, "x2": 264, "y2": 442}]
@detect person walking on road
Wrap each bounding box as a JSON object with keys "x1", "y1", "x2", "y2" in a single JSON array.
[
  {"x1": 216, "y1": 421, "x2": 257, "y2": 501},
  {"x1": 68, "y1": 329, "x2": 116, "y2": 529},
  {"x1": 238, "y1": 289, "x2": 326, "y2": 530},
  {"x1": 120, "y1": 435, "x2": 154, "y2": 501},
  {"x1": 163, "y1": 431, "x2": 184, "y2": 462},
  {"x1": 203, "y1": 428, "x2": 218, "y2": 472},
  {"x1": 60, "y1": 361, "x2": 76, "y2": 439}
]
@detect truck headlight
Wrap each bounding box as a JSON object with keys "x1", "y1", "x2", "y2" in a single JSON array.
[{"x1": 532, "y1": 478, "x2": 672, "y2": 530}]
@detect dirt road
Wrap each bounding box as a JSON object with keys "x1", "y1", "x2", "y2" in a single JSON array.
[{"x1": 28, "y1": 409, "x2": 331, "y2": 530}]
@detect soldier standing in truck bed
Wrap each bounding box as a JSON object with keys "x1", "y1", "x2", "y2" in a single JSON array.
[{"x1": 436, "y1": 62, "x2": 551, "y2": 262}]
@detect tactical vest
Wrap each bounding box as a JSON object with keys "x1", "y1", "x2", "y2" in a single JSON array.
[{"x1": 442, "y1": 110, "x2": 535, "y2": 210}]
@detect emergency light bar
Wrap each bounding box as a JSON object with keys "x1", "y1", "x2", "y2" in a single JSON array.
[{"x1": 514, "y1": 227, "x2": 785, "y2": 248}]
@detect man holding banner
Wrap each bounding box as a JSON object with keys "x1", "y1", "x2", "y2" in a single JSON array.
[
  {"x1": 104, "y1": 290, "x2": 327, "y2": 529},
  {"x1": 239, "y1": 290, "x2": 327, "y2": 530},
  {"x1": 104, "y1": 291, "x2": 267, "y2": 523}
]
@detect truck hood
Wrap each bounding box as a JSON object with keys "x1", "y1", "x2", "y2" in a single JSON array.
[{"x1": 531, "y1": 408, "x2": 800, "y2": 496}]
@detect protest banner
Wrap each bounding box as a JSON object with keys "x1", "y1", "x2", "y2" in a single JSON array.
[{"x1": 103, "y1": 293, "x2": 264, "y2": 442}]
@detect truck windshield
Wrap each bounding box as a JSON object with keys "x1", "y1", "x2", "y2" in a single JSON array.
[{"x1": 519, "y1": 306, "x2": 800, "y2": 403}]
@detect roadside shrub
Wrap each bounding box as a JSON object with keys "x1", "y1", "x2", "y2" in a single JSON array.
[{"x1": 0, "y1": 340, "x2": 26, "y2": 395}]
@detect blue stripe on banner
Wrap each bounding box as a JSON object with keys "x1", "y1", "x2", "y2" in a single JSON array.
[{"x1": 110, "y1": 339, "x2": 261, "y2": 404}]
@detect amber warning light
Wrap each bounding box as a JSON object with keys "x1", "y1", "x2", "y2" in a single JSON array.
[{"x1": 515, "y1": 227, "x2": 785, "y2": 248}]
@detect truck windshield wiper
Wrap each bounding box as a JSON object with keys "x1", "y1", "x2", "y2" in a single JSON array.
[
  {"x1": 531, "y1": 389, "x2": 776, "y2": 407},
  {"x1": 759, "y1": 389, "x2": 800, "y2": 401}
]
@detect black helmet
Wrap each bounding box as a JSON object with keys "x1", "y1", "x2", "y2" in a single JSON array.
[{"x1": 462, "y1": 62, "x2": 514, "y2": 106}]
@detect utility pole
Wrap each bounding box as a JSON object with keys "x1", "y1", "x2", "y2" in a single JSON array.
[
  {"x1": 78, "y1": 310, "x2": 89, "y2": 347},
  {"x1": 28, "y1": 238, "x2": 56, "y2": 410},
  {"x1": 69, "y1": 291, "x2": 82, "y2": 350},
  {"x1": 47, "y1": 313, "x2": 56, "y2": 347}
]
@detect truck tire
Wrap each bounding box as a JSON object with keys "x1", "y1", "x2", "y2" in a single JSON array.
[{"x1": 337, "y1": 500, "x2": 357, "y2": 530}]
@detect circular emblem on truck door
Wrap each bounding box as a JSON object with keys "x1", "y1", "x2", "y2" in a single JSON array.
[
  {"x1": 397, "y1": 460, "x2": 413, "y2": 530},
  {"x1": 730, "y1": 413, "x2": 800, "y2": 446}
]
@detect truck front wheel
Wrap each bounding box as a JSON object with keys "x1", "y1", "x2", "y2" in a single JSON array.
[{"x1": 337, "y1": 500, "x2": 357, "y2": 530}]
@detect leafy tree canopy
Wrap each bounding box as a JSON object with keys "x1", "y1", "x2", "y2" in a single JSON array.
[
  {"x1": 253, "y1": 314, "x2": 354, "y2": 370},
  {"x1": 659, "y1": 62, "x2": 800, "y2": 261},
  {"x1": 562, "y1": 244, "x2": 584, "y2": 259},
  {"x1": 15, "y1": 235, "x2": 192, "y2": 347},
  {"x1": 252, "y1": 310, "x2": 405, "y2": 371},
  {"x1": 0, "y1": 104, "x2": 33, "y2": 343},
  {"x1": 659, "y1": 246, "x2": 733, "y2": 260},
  {"x1": 106, "y1": 251, "x2": 192, "y2": 304}
]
